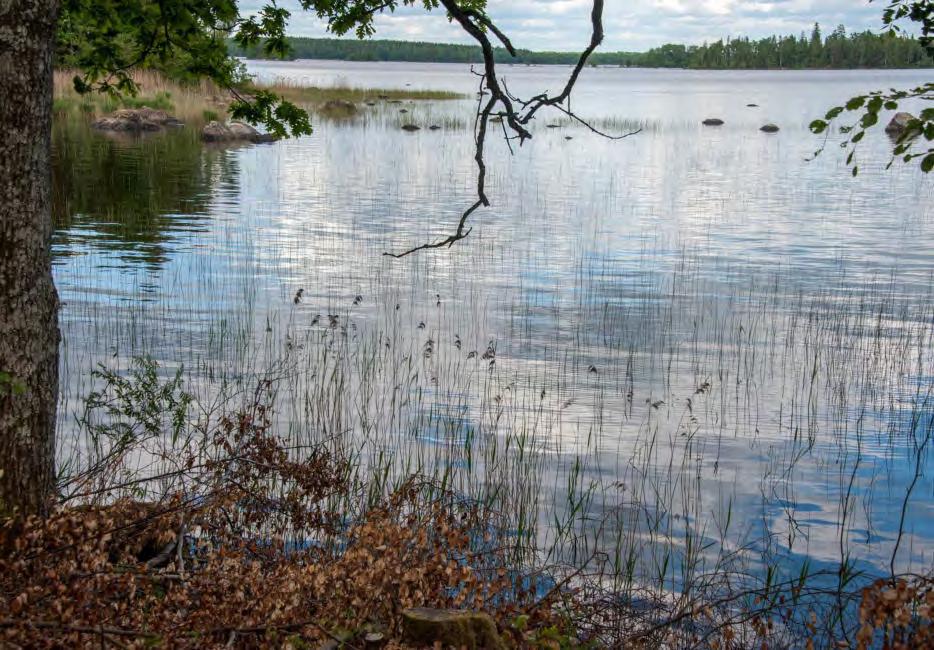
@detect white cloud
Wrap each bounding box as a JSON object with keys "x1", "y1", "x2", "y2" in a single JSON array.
[{"x1": 240, "y1": 0, "x2": 886, "y2": 51}]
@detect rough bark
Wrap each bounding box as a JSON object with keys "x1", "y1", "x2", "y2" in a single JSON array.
[{"x1": 0, "y1": 0, "x2": 61, "y2": 516}]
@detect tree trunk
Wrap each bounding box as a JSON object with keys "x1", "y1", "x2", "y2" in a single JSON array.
[{"x1": 0, "y1": 0, "x2": 61, "y2": 516}]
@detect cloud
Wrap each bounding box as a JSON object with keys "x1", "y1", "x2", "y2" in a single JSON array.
[{"x1": 240, "y1": 0, "x2": 885, "y2": 51}]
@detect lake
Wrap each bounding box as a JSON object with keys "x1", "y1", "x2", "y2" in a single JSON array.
[{"x1": 52, "y1": 61, "x2": 933, "y2": 626}]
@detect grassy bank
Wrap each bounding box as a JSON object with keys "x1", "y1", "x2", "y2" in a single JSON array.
[
  {"x1": 53, "y1": 69, "x2": 226, "y2": 123},
  {"x1": 263, "y1": 78, "x2": 465, "y2": 104},
  {"x1": 52, "y1": 69, "x2": 466, "y2": 125}
]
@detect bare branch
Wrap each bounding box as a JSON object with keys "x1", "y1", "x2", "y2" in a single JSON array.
[{"x1": 386, "y1": 0, "x2": 635, "y2": 258}]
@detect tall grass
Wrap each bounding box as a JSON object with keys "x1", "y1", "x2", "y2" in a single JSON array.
[
  {"x1": 259, "y1": 76, "x2": 466, "y2": 104},
  {"x1": 49, "y1": 82, "x2": 933, "y2": 645},
  {"x1": 53, "y1": 69, "x2": 226, "y2": 122}
]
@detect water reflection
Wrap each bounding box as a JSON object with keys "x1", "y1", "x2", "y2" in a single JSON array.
[
  {"x1": 52, "y1": 118, "x2": 238, "y2": 270},
  {"x1": 50, "y1": 64, "x2": 933, "y2": 603}
]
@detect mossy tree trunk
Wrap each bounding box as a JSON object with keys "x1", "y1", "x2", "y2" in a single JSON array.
[{"x1": 0, "y1": 0, "x2": 61, "y2": 516}]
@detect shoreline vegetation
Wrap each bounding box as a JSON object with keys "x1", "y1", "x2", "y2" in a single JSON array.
[
  {"x1": 39, "y1": 66, "x2": 934, "y2": 650},
  {"x1": 4, "y1": 357, "x2": 931, "y2": 648},
  {"x1": 52, "y1": 69, "x2": 466, "y2": 126},
  {"x1": 230, "y1": 24, "x2": 934, "y2": 69}
]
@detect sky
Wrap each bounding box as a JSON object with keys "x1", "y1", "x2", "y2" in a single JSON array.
[{"x1": 245, "y1": 1, "x2": 886, "y2": 52}]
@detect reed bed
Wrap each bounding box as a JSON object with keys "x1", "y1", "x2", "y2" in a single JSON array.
[{"x1": 47, "y1": 84, "x2": 934, "y2": 645}]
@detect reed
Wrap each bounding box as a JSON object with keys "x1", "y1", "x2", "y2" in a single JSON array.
[{"x1": 48, "y1": 85, "x2": 934, "y2": 646}]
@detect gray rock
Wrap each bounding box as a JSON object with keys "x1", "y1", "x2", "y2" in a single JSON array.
[
  {"x1": 885, "y1": 112, "x2": 918, "y2": 136},
  {"x1": 702, "y1": 118, "x2": 725, "y2": 126},
  {"x1": 321, "y1": 99, "x2": 357, "y2": 115},
  {"x1": 91, "y1": 107, "x2": 182, "y2": 133},
  {"x1": 402, "y1": 608, "x2": 505, "y2": 650},
  {"x1": 401, "y1": 124, "x2": 421, "y2": 131},
  {"x1": 747, "y1": 103, "x2": 759, "y2": 107},
  {"x1": 428, "y1": 125, "x2": 441, "y2": 130},
  {"x1": 201, "y1": 120, "x2": 275, "y2": 144},
  {"x1": 760, "y1": 123, "x2": 780, "y2": 133},
  {"x1": 201, "y1": 120, "x2": 230, "y2": 142}
]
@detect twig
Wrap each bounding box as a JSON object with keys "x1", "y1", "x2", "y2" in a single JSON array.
[{"x1": 386, "y1": 0, "x2": 632, "y2": 258}]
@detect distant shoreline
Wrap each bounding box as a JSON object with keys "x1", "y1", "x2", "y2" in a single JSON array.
[
  {"x1": 232, "y1": 31, "x2": 934, "y2": 70},
  {"x1": 246, "y1": 57, "x2": 934, "y2": 72}
]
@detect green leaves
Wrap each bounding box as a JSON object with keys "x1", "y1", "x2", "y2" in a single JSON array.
[
  {"x1": 845, "y1": 96, "x2": 866, "y2": 111},
  {"x1": 860, "y1": 111, "x2": 879, "y2": 129},
  {"x1": 809, "y1": 119, "x2": 828, "y2": 134},
  {"x1": 809, "y1": 2, "x2": 933, "y2": 174},
  {"x1": 56, "y1": 1, "x2": 493, "y2": 140},
  {"x1": 229, "y1": 91, "x2": 312, "y2": 138},
  {"x1": 813, "y1": 81, "x2": 934, "y2": 174}
]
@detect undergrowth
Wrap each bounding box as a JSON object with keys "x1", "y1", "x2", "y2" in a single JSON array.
[{"x1": 3, "y1": 360, "x2": 931, "y2": 648}]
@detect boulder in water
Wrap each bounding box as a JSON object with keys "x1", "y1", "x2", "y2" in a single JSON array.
[
  {"x1": 702, "y1": 118, "x2": 725, "y2": 126},
  {"x1": 760, "y1": 123, "x2": 780, "y2": 133},
  {"x1": 401, "y1": 124, "x2": 421, "y2": 132},
  {"x1": 91, "y1": 107, "x2": 182, "y2": 133},
  {"x1": 885, "y1": 112, "x2": 918, "y2": 137},
  {"x1": 201, "y1": 120, "x2": 275, "y2": 144},
  {"x1": 321, "y1": 99, "x2": 357, "y2": 116}
]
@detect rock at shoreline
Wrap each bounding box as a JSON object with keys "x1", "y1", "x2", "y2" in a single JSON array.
[
  {"x1": 428, "y1": 125, "x2": 441, "y2": 130},
  {"x1": 201, "y1": 120, "x2": 276, "y2": 144},
  {"x1": 885, "y1": 112, "x2": 918, "y2": 137},
  {"x1": 322, "y1": 99, "x2": 357, "y2": 115},
  {"x1": 702, "y1": 118, "x2": 725, "y2": 126},
  {"x1": 760, "y1": 123, "x2": 780, "y2": 133},
  {"x1": 401, "y1": 124, "x2": 421, "y2": 131},
  {"x1": 402, "y1": 608, "x2": 505, "y2": 650},
  {"x1": 92, "y1": 107, "x2": 182, "y2": 133}
]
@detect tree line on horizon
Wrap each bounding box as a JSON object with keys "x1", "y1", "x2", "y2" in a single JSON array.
[{"x1": 231, "y1": 24, "x2": 933, "y2": 69}]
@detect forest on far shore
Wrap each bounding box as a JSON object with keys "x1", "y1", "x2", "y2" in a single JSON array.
[{"x1": 231, "y1": 24, "x2": 933, "y2": 69}]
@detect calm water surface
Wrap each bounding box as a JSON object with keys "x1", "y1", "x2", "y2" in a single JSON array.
[{"x1": 52, "y1": 63, "x2": 933, "y2": 600}]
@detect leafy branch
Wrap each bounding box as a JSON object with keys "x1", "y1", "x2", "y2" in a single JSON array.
[
  {"x1": 809, "y1": 0, "x2": 933, "y2": 174},
  {"x1": 809, "y1": 85, "x2": 934, "y2": 174}
]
